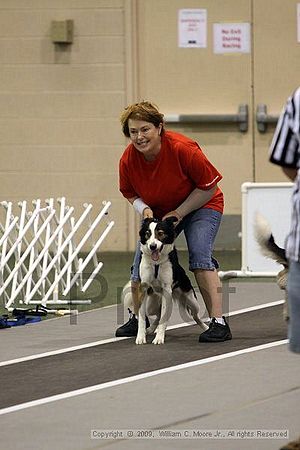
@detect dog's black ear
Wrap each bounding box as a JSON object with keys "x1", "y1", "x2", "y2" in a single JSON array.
[
  {"x1": 139, "y1": 218, "x2": 155, "y2": 238},
  {"x1": 139, "y1": 217, "x2": 156, "y2": 243},
  {"x1": 164, "y1": 216, "x2": 179, "y2": 224},
  {"x1": 142, "y1": 217, "x2": 155, "y2": 226}
]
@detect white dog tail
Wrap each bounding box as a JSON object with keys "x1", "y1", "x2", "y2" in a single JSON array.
[{"x1": 253, "y1": 212, "x2": 288, "y2": 267}]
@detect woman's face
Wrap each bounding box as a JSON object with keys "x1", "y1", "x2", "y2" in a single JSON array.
[{"x1": 128, "y1": 119, "x2": 162, "y2": 159}]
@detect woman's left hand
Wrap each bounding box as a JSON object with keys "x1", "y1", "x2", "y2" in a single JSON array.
[{"x1": 162, "y1": 210, "x2": 182, "y2": 223}]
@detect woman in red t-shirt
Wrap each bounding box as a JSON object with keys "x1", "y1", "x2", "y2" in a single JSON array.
[{"x1": 116, "y1": 101, "x2": 232, "y2": 343}]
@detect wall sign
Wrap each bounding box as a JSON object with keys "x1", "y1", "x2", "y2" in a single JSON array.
[
  {"x1": 178, "y1": 9, "x2": 207, "y2": 48},
  {"x1": 213, "y1": 23, "x2": 251, "y2": 54}
]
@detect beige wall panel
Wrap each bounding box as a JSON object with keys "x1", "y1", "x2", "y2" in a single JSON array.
[
  {"x1": 137, "y1": 0, "x2": 253, "y2": 215},
  {"x1": 0, "y1": 119, "x2": 123, "y2": 145},
  {"x1": 0, "y1": 37, "x2": 124, "y2": 64},
  {"x1": 0, "y1": 93, "x2": 124, "y2": 119},
  {"x1": 0, "y1": 65, "x2": 124, "y2": 91},
  {"x1": 253, "y1": 0, "x2": 300, "y2": 182},
  {"x1": 0, "y1": 9, "x2": 124, "y2": 37},
  {"x1": 0, "y1": 1, "x2": 123, "y2": 9},
  {"x1": 0, "y1": 173, "x2": 119, "y2": 199},
  {"x1": 0, "y1": 145, "x2": 122, "y2": 173},
  {"x1": 58, "y1": 37, "x2": 124, "y2": 64}
]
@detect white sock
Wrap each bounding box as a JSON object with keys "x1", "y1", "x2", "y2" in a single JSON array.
[{"x1": 212, "y1": 317, "x2": 225, "y2": 325}]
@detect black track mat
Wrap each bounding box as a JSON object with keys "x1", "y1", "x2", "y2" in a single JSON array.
[{"x1": 0, "y1": 305, "x2": 287, "y2": 410}]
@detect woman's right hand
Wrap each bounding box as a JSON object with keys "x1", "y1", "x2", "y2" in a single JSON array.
[{"x1": 142, "y1": 207, "x2": 154, "y2": 219}]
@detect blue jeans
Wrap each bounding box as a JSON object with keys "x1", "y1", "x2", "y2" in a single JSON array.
[
  {"x1": 287, "y1": 261, "x2": 300, "y2": 353},
  {"x1": 131, "y1": 208, "x2": 222, "y2": 281}
]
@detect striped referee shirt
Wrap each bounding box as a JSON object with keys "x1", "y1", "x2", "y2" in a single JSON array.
[{"x1": 270, "y1": 87, "x2": 300, "y2": 261}]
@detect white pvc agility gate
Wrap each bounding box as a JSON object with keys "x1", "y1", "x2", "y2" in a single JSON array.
[
  {"x1": 0, "y1": 198, "x2": 114, "y2": 313},
  {"x1": 219, "y1": 182, "x2": 293, "y2": 280}
]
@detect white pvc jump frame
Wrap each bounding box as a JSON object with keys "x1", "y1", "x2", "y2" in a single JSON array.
[
  {"x1": 219, "y1": 182, "x2": 293, "y2": 281},
  {"x1": 0, "y1": 198, "x2": 114, "y2": 313}
]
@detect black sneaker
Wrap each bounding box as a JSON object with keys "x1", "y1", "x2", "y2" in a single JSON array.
[
  {"x1": 115, "y1": 309, "x2": 150, "y2": 337},
  {"x1": 199, "y1": 316, "x2": 232, "y2": 342}
]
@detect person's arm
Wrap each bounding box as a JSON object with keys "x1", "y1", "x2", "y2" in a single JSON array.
[
  {"x1": 270, "y1": 89, "x2": 300, "y2": 172},
  {"x1": 128, "y1": 197, "x2": 153, "y2": 219},
  {"x1": 163, "y1": 185, "x2": 217, "y2": 221},
  {"x1": 282, "y1": 167, "x2": 298, "y2": 181}
]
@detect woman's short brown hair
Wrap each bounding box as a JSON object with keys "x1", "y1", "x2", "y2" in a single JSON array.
[{"x1": 120, "y1": 101, "x2": 164, "y2": 137}]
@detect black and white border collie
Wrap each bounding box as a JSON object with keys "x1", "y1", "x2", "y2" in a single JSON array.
[
  {"x1": 123, "y1": 217, "x2": 208, "y2": 345},
  {"x1": 254, "y1": 213, "x2": 289, "y2": 320}
]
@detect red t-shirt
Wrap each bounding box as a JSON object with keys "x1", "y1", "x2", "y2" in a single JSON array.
[{"x1": 119, "y1": 130, "x2": 224, "y2": 219}]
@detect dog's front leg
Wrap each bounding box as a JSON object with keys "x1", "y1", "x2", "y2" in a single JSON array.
[
  {"x1": 152, "y1": 286, "x2": 172, "y2": 345},
  {"x1": 135, "y1": 288, "x2": 147, "y2": 345}
]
